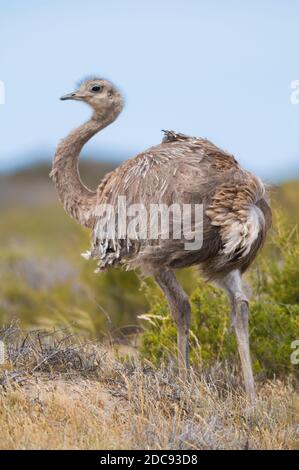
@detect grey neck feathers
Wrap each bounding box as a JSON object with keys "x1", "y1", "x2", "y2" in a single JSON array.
[{"x1": 51, "y1": 112, "x2": 116, "y2": 228}]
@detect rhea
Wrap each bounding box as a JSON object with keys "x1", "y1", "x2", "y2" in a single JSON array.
[{"x1": 51, "y1": 78, "x2": 271, "y2": 401}]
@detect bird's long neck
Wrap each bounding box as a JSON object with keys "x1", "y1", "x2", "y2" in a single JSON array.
[{"x1": 51, "y1": 112, "x2": 114, "y2": 228}]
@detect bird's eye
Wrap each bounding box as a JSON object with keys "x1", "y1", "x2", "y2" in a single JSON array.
[{"x1": 91, "y1": 85, "x2": 102, "y2": 93}]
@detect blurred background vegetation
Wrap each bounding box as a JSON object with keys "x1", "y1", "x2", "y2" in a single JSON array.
[{"x1": 0, "y1": 162, "x2": 298, "y2": 379}]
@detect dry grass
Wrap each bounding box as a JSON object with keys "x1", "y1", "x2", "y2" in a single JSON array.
[{"x1": 0, "y1": 325, "x2": 298, "y2": 450}]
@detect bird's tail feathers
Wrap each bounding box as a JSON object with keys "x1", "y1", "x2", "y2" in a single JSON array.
[{"x1": 206, "y1": 175, "x2": 267, "y2": 261}]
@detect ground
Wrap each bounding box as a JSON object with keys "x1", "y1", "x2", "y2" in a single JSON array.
[{"x1": 0, "y1": 326, "x2": 298, "y2": 450}]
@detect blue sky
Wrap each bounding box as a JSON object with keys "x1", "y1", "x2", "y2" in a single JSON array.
[{"x1": 1, "y1": 0, "x2": 299, "y2": 181}]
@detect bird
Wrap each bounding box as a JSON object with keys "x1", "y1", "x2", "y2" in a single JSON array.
[{"x1": 51, "y1": 77, "x2": 272, "y2": 402}]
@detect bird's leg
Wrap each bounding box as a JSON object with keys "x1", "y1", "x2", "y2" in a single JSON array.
[
  {"x1": 232, "y1": 293, "x2": 255, "y2": 402},
  {"x1": 217, "y1": 270, "x2": 255, "y2": 403},
  {"x1": 154, "y1": 270, "x2": 191, "y2": 379}
]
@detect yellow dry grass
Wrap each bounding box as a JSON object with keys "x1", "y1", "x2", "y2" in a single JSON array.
[{"x1": 0, "y1": 342, "x2": 298, "y2": 450}]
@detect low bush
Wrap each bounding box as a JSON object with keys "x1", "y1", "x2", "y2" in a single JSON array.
[{"x1": 140, "y1": 212, "x2": 299, "y2": 379}]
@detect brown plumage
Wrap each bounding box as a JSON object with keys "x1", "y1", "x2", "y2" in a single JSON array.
[{"x1": 51, "y1": 78, "x2": 272, "y2": 402}]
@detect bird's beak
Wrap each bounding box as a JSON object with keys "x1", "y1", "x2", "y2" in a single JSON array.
[{"x1": 60, "y1": 91, "x2": 81, "y2": 101}]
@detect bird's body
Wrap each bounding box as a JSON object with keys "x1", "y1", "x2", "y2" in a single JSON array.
[
  {"x1": 88, "y1": 131, "x2": 270, "y2": 281},
  {"x1": 52, "y1": 78, "x2": 271, "y2": 402}
]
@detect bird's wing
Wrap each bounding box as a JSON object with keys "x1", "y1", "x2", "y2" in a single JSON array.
[
  {"x1": 161, "y1": 130, "x2": 238, "y2": 165},
  {"x1": 87, "y1": 139, "x2": 245, "y2": 272}
]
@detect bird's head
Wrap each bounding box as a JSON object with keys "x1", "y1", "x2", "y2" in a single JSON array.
[{"x1": 60, "y1": 77, "x2": 124, "y2": 118}]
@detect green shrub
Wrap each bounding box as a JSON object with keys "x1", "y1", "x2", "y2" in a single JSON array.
[
  {"x1": 140, "y1": 280, "x2": 299, "y2": 378},
  {"x1": 0, "y1": 206, "x2": 149, "y2": 335},
  {"x1": 253, "y1": 211, "x2": 299, "y2": 305},
  {"x1": 140, "y1": 214, "x2": 299, "y2": 379}
]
